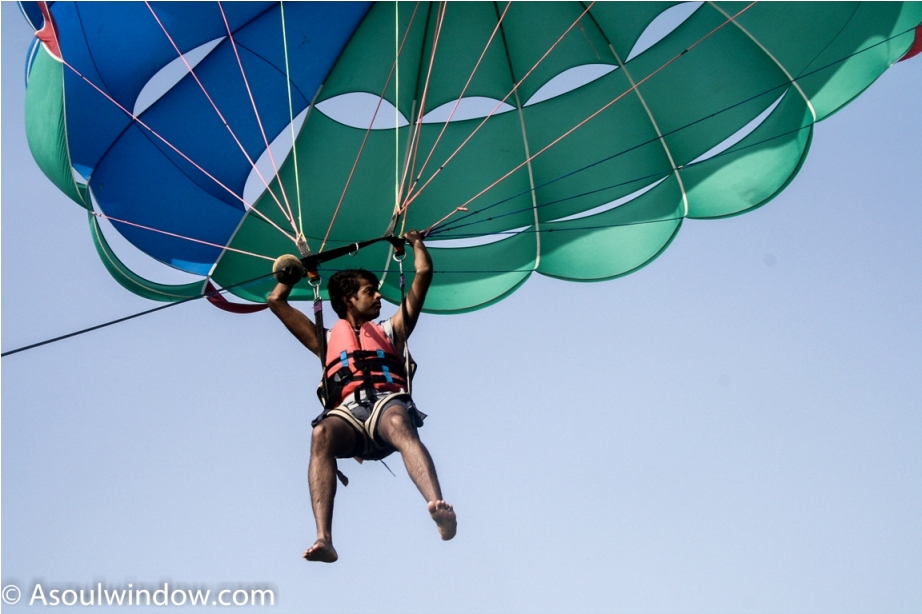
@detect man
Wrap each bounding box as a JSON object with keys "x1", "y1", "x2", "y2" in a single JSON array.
[{"x1": 267, "y1": 230, "x2": 456, "y2": 563}]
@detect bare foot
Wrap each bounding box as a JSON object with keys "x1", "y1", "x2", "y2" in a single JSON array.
[
  {"x1": 303, "y1": 539, "x2": 338, "y2": 563},
  {"x1": 428, "y1": 500, "x2": 457, "y2": 540}
]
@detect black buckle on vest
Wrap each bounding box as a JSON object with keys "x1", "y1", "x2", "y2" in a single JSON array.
[{"x1": 329, "y1": 367, "x2": 352, "y2": 385}]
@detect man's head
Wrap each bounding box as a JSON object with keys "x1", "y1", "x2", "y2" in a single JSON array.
[{"x1": 328, "y1": 269, "x2": 381, "y2": 319}]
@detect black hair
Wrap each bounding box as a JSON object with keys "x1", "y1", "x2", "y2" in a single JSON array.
[{"x1": 327, "y1": 269, "x2": 380, "y2": 318}]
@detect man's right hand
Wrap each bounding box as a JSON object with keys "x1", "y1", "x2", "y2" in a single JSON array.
[{"x1": 273, "y1": 254, "x2": 305, "y2": 286}]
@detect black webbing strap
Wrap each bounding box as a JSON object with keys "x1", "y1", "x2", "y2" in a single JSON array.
[
  {"x1": 307, "y1": 267, "x2": 330, "y2": 407},
  {"x1": 305, "y1": 231, "x2": 409, "y2": 411},
  {"x1": 307, "y1": 267, "x2": 350, "y2": 486},
  {"x1": 300, "y1": 234, "x2": 405, "y2": 271},
  {"x1": 305, "y1": 231, "x2": 410, "y2": 391},
  {"x1": 394, "y1": 243, "x2": 413, "y2": 396},
  {"x1": 323, "y1": 351, "x2": 406, "y2": 374},
  {"x1": 301, "y1": 232, "x2": 400, "y2": 402},
  {"x1": 301, "y1": 233, "x2": 406, "y2": 487}
]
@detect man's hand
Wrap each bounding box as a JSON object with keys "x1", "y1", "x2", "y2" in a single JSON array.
[
  {"x1": 391, "y1": 230, "x2": 433, "y2": 347},
  {"x1": 273, "y1": 254, "x2": 305, "y2": 286},
  {"x1": 404, "y1": 229, "x2": 425, "y2": 248},
  {"x1": 401, "y1": 230, "x2": 431, "y2": 277},
  {"x1": 268, "y1": 256, "x2": 320, "y2": 357}
]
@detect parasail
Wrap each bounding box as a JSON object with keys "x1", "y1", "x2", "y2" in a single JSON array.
[{"x1": 21, "y1": 1, "x2": 922, "y2": 314}]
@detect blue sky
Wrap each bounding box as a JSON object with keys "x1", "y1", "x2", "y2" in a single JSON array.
[{"x1": 2, "y1": 4, "x2": 921, "y2": 613}]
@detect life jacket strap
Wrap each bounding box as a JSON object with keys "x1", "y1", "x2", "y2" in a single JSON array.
[{"x1": 319, "y1": 350, "x2": 409, "y2": 410}]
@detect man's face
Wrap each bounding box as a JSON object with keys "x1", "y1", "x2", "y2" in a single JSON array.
[{"x1": 348, "y1": 281, "x2": 382, "y2": 319}]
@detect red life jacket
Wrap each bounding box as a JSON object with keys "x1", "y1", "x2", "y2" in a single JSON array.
[{"x1": 321, "y1": 319, "x2": 407, "y2": 408}]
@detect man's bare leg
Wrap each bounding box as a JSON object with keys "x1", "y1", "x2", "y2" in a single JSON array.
[
  {"x1": 378, "y1": 406, "x2": 457, "y2": 540},
  {"x1": 305, "y1": 417, "x2": 360, "y2": 562}
]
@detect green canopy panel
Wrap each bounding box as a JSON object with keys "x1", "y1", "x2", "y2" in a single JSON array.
[
  {"x1": 90, "y1": 213, "x2": 207, "y2": 302},
  {"x1": 25, "y1": 2, "x2": 922, "y2": 313},
  {"x1": 25, "y1": 44, "x2": 90, "y2": 210}
]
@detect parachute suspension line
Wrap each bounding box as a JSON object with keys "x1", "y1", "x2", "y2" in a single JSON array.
[
  {"x1": 381, "y1": 98, "x2": 415, "y2": 254},
  {"x1": 309, "y1": 274, "x2": 330, "y2": 407},
  {"x1": 393, "y1": 98, "x2": 418, "y2": 230},
  {"x1": 438, "y1": 216, "x2": 685, "y2": 240},
  {"x1": 399, "y1": 1, "x2": 448, "y2": 215},
  {"x1": 495, "y1": 5, "x2": 542, "y2": 271},
  {"x1": 281, "y1": 0, "x2": 312, "y2": 255},
  {"x1": 305, "y1": 265, "x2": 347, "y2": 489},
  {"x1": 708, "y1": 2, "x2": 817, "y2": 122},
  {"x1": 89, "y1": 211, "x2": 275, "y2": 262},
  {"x1": 392, "y1": 3, "x2": 439, "y2": 237},
  {"x1": 586, "y1": 6, "x2": 689, "y2": 218},
  {"x1": 403, "y1": 1, "x2": 511, "y2": 210},
  {"x1": 442, "y1": 77, "x2": 893, "y2": 238},
  {"x1": 423, "y1": 2, "x2": 756, "y2": 234},
  {"x1": 389, "y1": 0, "x2": 413, "y2": 241},
  {"x1": 403, "y1": 2, "x2": 597, "y2": 212},
  {"x1": 144, "y1": 2, "x2": 298, "y2": 234},
  {"x1": 435, "y1": 116, "x2": 817, "y2": 238},
  {"x1": 59, "y1": 60, "x2": 297, "y2": 242},
  {"x1": 218, "y1": 2, "x2": 299, "y2": 229},
  {"x1": 0, "y1": 270, "x2": 277, "y2": 359},
  {"x1": 394, "y1": 246, "x2": 413, "y2": 396},
  {"x1": 320, "y1": 1, "x2": 423, "y2": 252},
  {"x1": 434, "y1": 22, "x2": 916, "y2": 237},
  {"x1": 436, "y1": 170, "x2": 673, "y2": 236},
  {"x1": 395, "y1": 0, "x2": 401, "y2": 225}
]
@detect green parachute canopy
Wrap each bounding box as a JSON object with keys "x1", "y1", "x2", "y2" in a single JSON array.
[{"x1": 22, "y1": 1, "x2": 922, "y2": 313}]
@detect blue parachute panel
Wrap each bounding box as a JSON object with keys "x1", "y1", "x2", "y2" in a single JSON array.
[
  {"x1": 92, "y1": 125, "x2": 245, "y2": 273},
  {"x1": 44, "y1": 1, "x2": 371, "y2": 271}
]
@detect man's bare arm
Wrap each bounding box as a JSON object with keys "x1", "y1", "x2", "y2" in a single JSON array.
[
  {"x1": 391, "y1": 230, "x2": 432, "y2": 342},
  {"x1": 267, "y1": 282, "x2": 322, "y2": 358}
]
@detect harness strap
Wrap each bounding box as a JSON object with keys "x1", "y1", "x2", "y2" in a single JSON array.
[
  {"x1": 299, "y1": 233, "x2": 405, "y2": 271},
  {"x1": 306, "y1": 234, "x2": 412, "y2": 409},
  {"x1": 323, "y1": 350, "x2": 407, "y2": 374},
  {"x1": 308, "y1": 272, "x2": 331, "y2": 407},
  {"x1": 395, "y1": 245, "x2": 413, "y2": 396}
]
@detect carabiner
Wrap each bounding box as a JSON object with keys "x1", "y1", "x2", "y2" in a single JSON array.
[{"x1": 309, "y1": 276, "x2": 322, "y2": 300}]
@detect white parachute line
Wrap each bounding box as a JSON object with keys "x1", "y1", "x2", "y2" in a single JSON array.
[
  {"x1": 397, "y1": 99, "x2": 418, "y2": 223},
  {"x1": 422, "y1": 2, "x2": 757, "y2": 234},
  {"x1": 707, "y1": 1, "x2": 817, "y2": 121},
  {"x1": 387, "y1": 0, "x2": 401, "y2": 285},
  {"x1": 321, "y1": 1, "x2": 423, "y2": 251},
  {"x1": 514, "y1": 90, "x2": 541, "y2": 271},
  {"x1": 217, "y1": 2, "x2": 299, "y2": 232},
  {"x1": 436, "y1": 17, "x2": 915, "y2": 238},
  {"x1": 395, "y1": 0, "x2": 402, "y2": 226},
  {"x1": 604, "y1": 41, "x2": 689, "y2": 217},
  {"x1": 400, "y1": 1, "x2": 447, "y2": 210},
  {"x1": 144, "y1": 2, "x2": 299, "y2": 234},
  {"x1": 89, "y1": 210, "x2": 275, "y2": 262},
  {"x1": 494, "y1": 9, "x2": 542, "y2": 271},
  {"x1": 405, "y1": 1, "x2": 512, "y2": 206},
  {"x1": 404, "y1": 2, "x2": 598, "y2": 212},
  {"x1": 60, "y1": 59, "x2": 297, "y2": 243},
  {"x1": 281, "y1": 0, "x2": 321, "y2": 252}
]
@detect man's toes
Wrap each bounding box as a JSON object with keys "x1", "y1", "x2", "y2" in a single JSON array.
[
  {"x1": 304, "y1": 541, "x2": 338, "y2": 563},
  {"x1": 427, "y1": 501, "x2": 457, "y2": 541}
]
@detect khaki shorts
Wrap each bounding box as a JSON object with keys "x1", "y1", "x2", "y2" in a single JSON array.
[{"x1": 313, "y1": 391, "x2": 426, "y2": 461}]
